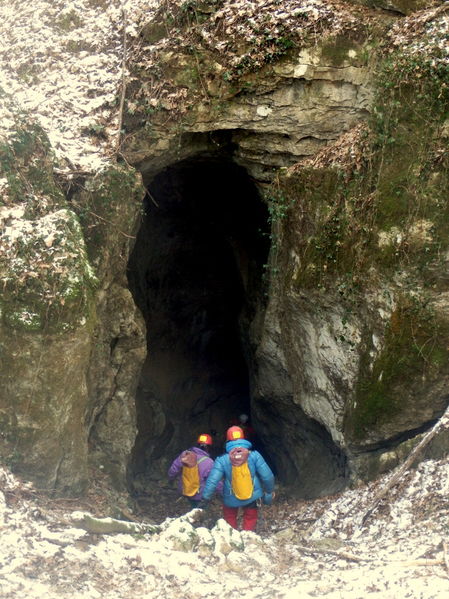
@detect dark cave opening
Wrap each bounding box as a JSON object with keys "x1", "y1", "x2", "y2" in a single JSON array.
[
  {"x1": 127, "y1": 154, "x2": 270, "y2": 489},
  {"x1": 126, "y1": 150, "x2": 349, "y2": 499}
]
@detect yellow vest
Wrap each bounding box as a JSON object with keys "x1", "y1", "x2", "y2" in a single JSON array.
[
  {"x1": 182, "y1": 466, "x2": 200, "y2": 496},
  {"x1": 231, "y1": 462, "x2": 254, "y2": 500},
  {"x1": 182, "y1": 456, "x2": 207, "y2": 497}
]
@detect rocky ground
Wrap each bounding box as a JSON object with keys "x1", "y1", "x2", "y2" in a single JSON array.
[{"x1": 2, "y1": 457, "x2": 449, "y2": 598}]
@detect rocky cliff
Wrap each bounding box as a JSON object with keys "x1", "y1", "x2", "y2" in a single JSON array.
[{"x1": 0, "y1": 0, "x2": 448, "y2": 497}]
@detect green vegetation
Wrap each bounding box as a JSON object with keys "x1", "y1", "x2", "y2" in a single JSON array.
[
  {"x1": 142, "y1": 0, "x2": 224, "y2": 38},
  {"x1": 261, "y1": 35, "x2": 449, "y2": 443},
  {"x1": 268, "y1": 41, "x2": 449, "y2": 292},
  {"x1": 347, "y1": 294, "x2": 449, "y2": 438},
  {"x1": 72, "y1": 164, "x2": 143, "y2": 264},
  {"x1": 0, "y1": 119, "x2": 64, "y2": 209},
  {"x1": 259, "y1": 187, "x2": 295, "y2": 280}
]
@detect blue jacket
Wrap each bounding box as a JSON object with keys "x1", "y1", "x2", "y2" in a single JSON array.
[{"x1": 202, "y1": 439, "x2": 275, "y2": 507}]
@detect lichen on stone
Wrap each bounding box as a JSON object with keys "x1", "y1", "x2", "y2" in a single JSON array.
[{"x1": 0, "y1": 205, "x2": 98, "y2": 333}]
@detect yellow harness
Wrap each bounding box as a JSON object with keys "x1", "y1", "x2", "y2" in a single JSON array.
[
  {"x1": 231, "y1": 462, "x2": 254, "y2": 500},
  {"x1": 182, "y1": 456, "x2": 207, "y2": 496}
]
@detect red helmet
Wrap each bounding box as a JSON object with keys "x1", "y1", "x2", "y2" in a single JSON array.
[
  {"x1": 226, "y1": 426, "x2": 244, "y2": 441},
  {"x1": 197, "y1": 433, "x2": 213, "y2": 446}
]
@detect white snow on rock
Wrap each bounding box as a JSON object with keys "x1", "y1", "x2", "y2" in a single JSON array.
[
  {"x1": 0, "y1": 0, "x2": 157, "y2": 172},
  {"x1": 1, "y1": 0, "x2": 446, "y2": 175},
  {"x1": 2, "y1": 458, "x2": 449, "y2": 598}
]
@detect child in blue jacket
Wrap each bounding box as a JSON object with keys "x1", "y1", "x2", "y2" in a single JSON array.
[{"x1": 201, "y1": 425, "x2": 275, "y2": 531}]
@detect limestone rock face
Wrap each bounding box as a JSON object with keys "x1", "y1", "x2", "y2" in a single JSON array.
[
  {"x1": 86, "y1": 283, "x2": 146, "y2": 489},
  {"x1": 0, "y1": 110, "x2": 98, "y2": 493},
  {"x1": 72, "y1": 167, "x2": 146, "y2": 490},
  {"x1": 122, "y1": 8, "x2": 379, "y2": 494},
  {"x1": 0, "y1": 97, "x2": 146, "y2": 494},
  {"x1": 125, "y1": 44, "x2": 372, "y2": 182}
]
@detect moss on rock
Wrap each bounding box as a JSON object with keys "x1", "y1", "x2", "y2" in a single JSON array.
[
  {"x1": 72, "y1": 163, "x2": 143, "y2": 269},
  {"x1": 0, "y1": 207, "x2": 97, "y2": 334},
  {"x1": 346, "y1": 294, "x2": 449, "y2": 439},
  {"x1": 0, "y1": 97, "x2": 96, "y2": 334},
  {"x1": 265, "y1": 33, "x2": 449, "y2": 451},
  {"x1": 0, "y1": 98, "x2": 64, "y2": 211},
  {"x1": 320, "y1": 35, "x2": 364, "y2": 67},
  {"x1": 270, "y1": 38, "x2": 449, "y2": 290}
]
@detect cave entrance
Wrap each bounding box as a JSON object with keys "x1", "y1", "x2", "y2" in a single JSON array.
[{"x1": 127, "y1": 154, "x2": 270, "y2": 490}]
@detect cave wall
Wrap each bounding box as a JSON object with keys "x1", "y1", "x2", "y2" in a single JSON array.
[
  {"x1": 0, "y1": 93, "x2": 147, "y2": 493},
  {"x1": 265, "y1": 98, "x2": 449, "y2": 481},
  {"x1": 72, "y1": 167, "x2": 147, "y2": 491},
  {"x1": 121, "y1": 27, "x2": 377, "y2": 493},
  {"x1": 0, "y1": 100, "x2": 98, "y2": 493}
]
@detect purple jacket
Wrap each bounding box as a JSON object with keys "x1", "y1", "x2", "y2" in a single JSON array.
[{"x1": 168, "y1": 447, "x2": 222, "y2": 501}]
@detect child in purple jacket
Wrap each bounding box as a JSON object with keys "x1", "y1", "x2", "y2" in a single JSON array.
[{"x1": 168, "y1": 434, "x2": 218, "y2": 509}]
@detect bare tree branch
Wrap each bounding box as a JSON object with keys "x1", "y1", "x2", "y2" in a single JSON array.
[
  {"x1": 360, "y1": 405, "x2": 449, "y2": 526},
  {"x1": 116, "y1": 6, "x2": 128, "y2": 157}
]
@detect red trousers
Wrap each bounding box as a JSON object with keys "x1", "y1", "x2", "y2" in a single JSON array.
[{"x1": 223, "y1": 505, "x2": 258, "y2": 531}]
